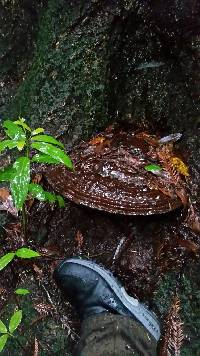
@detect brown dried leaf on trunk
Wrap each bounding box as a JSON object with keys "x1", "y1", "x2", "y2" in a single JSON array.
[{"x1": 159, "y1": 295, "x2": 184, "y2": 356}]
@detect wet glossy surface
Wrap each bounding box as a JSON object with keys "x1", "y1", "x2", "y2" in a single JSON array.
[{"x1": 45, "y1": 128, "x2": 183, "y2": 215}]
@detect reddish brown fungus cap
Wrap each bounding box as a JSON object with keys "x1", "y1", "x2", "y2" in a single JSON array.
[{"x1": 45, "y1": 128, "x2": 183, "y2": 215}]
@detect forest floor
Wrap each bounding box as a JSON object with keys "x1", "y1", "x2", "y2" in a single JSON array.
[{"x1": 0, "y1": 195, "x2": 200, "y2": 355}]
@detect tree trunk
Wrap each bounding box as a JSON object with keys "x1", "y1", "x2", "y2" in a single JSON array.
[{"x1": 1, "y1": 0, "x2": 200, "y2": 183}]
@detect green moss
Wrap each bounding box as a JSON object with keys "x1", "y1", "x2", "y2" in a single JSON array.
[{"x1": 5, "y1": 0, "x2": 112, "y2": 143}]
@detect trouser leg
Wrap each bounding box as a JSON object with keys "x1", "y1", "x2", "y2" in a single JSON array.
[{"x1": 74, "y1": 313, "x2": 157, "y2": 356}]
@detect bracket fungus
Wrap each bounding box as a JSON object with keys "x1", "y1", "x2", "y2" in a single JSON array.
[{"x1": 45, "y1": 127, "x2": 187, "y2": 216}]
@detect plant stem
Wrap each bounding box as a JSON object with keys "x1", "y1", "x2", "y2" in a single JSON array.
[
  {"x1": 22, "y1": 204, "x2": 27, "y2": 239},
  {"x1": 26, "y1": 136, "x2": 30, "y2": 158},
  {"x1": 22, "y1": 133, "x2": 30, "y2": 238}
]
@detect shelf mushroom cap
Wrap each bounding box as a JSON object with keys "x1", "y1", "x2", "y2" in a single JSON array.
[{"x1": 45, "y1": 129, "x2": 183, "y2": 215}]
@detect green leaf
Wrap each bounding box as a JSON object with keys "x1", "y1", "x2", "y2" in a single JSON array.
[
  {"x1": 32, "y1": 153, "x2": 61, "y2": 164},
  {"x1": 2, "y1": 120, "x2": 26, "y2": 141},
  {"x1": 15, "y1": 288, "x2": 30, "y2": 295},
  {"x1": 44, "y1": 192, "x2": 56, "y2": 203},
  {"x1": 0, "y1": 253, "x2": 15, "y2": 271},
  {"x1": 56, "y1": 195, "x2": 65, "y2": 208},
  {"x1": 10, "y1": 157, "x2": 30, "y2": 210},
  {"x1": 15, "y1": 248, "x2": 40, "y2": 259},
  {"x1": 0, "y1": 334, "x2": 8, "y2": 352},
  {"x1": 9, "y1": 310, "x2": 22, "y2": 334},
  {"x1": 0, "y1": 320, "x2": 7, "y2": 334},
  {"x1": 0, "y1": 140, "x2": 11, "y2": 154},
  {"x1": 0, "y1": 140, "x2": 19, "y2": 154},
  {"x1": 31, "y1": 128, "x2": 45, "y2": 136},
  {"x1": 0, "y1": 167, "x2": 16, "y2": 182},
  {"x1": 144, "y1": 164, "x2": 162, "y2": 172},
  {"x1": 28, "y1": 183, "x2": 46, "y2": 201},
  {"x1": 32, "y1": 134, "x2": 64, "y2": 148},
  {"x1": 16, "y1": 141, "x2": 26, "y2": 151},
  {"x1": 31, "y1": 142, "x2": 73, "y2": 169},
  {"x1": 29, "y1": 184, "x2": 64, "y2": 206},
  {"x1": 14, "y1": 118, "x2": 31, "y2": 132}
]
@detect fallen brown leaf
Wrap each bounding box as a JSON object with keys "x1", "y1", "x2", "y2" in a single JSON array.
[
  {"x1": 176, "y1": 237, "x2": 199, "y2": 253},
  {"x1": 0, "y1": 187, "x2": 10, "y2": 201},
  {"x1": 33, "y1": 264, "x2": 44, "y2": 279},
  {"x1": 32, "y1": 174, "x2": 43, "y2": 184},
  {"x1": 0, "y1": 189, "x2": 18, "y2": 216},
  {"x1": 89, "y1": 136, "x2": 106, "y2": 145},
  {"x1": 75, "y1": 230, "x2": 84, "y2": 249}
]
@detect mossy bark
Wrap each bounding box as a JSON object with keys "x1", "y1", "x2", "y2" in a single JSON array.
[{"x1": 1, "y1": 1, "x2": 200, "y2": 144}]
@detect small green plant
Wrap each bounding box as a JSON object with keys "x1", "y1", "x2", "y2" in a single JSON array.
[
  {"x1": 0, "y1": 310, "x2": 22, "y2": 352},
  {"x1": 0, "y1": 118, "x2": 73, "y2": 236},
  {"x1": 15, "y1": 288, "x2": 30, "y2": 295},
  {"x1": 144, "y1": 164, "x2": 162, "y2": 172},
  {"x1": 0, "y1": 247, "x2": 40, "y2": 271}
]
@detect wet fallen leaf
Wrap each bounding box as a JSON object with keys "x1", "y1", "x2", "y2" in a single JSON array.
[
  {"x1": 0, "y1": 288, "x2": 7, "y2": 295},
  {"x1": 5, "y1": 222, "x2": 21, "y2": 234},
  {"x1": 33, "y1": 264, "x2": 44, "y2": 279},
  {"x1": 32, "y1": 174, "x2": 43, "y2": 184},
  {"x1": 0, "y1": 197, "x2": 18, "y2": 216},
  {"x1": 89, "y1": 136, "x2": 106, "y2": 145},
  {"x1": 176, "y1": 237, "x2": 199, "y2": 253},
  {"x1": 175, "y1": 188, "x2": 188, "y2": 207},
  {"x1": 188, "y1": 218, "x2": 200, "y2": 234},
  {"x1": 0, "y1": 188, "x2": 10, "y2": 201},
  {"x1": 75, "y1": 230, "x2": 84, "y2": 249},
  {"x1": 135, "y1": 132, "x2": 158, "y2": 146},
  {"x1": 39, "y1": 247, "x2": 60, "y2": 257},
  {"x1": 0, "y1": 188, "x2": 18, "y2": 216},
  {"x1": 185, "y1": 203, "x2": 200, "y2": 234}
]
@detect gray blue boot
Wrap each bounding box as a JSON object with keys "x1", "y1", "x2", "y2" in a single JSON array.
[{"x1": 54, "y1": 257, "x2": 160, "y2": 341}]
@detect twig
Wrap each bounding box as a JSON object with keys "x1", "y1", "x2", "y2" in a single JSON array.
[{"x1": 40, "y1": 282, "x2": 57, "y2": 314}]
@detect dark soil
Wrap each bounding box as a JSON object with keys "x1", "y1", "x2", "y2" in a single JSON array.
[{"x1": 1, "y1": 191, "x2": 199, "y2": 355}]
